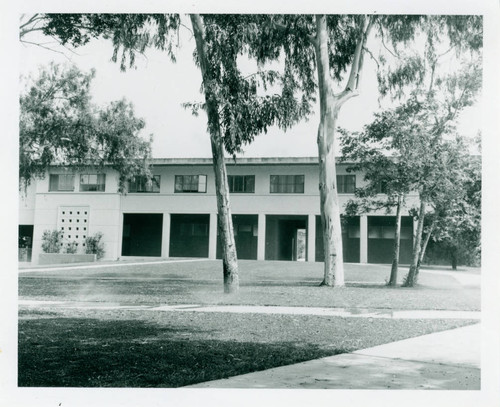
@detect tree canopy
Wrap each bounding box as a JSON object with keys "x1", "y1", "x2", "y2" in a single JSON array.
[{"x1": 20, "y1": 62, "x2": 152, "y2": 192}]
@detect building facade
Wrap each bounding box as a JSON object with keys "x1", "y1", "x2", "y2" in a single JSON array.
[{"x1": 19, "y1": 157, "x2": 418, "y2": 265}]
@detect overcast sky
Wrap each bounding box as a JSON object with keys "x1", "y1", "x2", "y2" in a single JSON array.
[{"x1": 19, "y1": 15, "x2": 482, "y2": 159}]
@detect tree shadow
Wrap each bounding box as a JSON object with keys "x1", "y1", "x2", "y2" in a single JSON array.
[{"x1": 18, "y1": 316, "x2": 345, "y2": 388}]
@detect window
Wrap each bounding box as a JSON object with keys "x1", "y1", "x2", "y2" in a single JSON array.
[
  {"x1": 270, "y1": 175, "x2": 304, "y2": 193},
  {"x1": 228, "y1": 175, "x2": 255, "y2": 193},
  {"x1": 375, "y1": 181, "x2": 388, "y2": 194},
  {"x1": 128, "y1": 175, "x2": 161, "y2": 193},
  {"x1": 49, "y1": 174, "x2": 75, "y2": 191},
  {"x1": 80, "y1": 174, "x2": 106, "y2": 192},
  {"x1": 336, "y1": 175, "x2": 356, "y2": 193},
  {"x1": 175, "y1": 175, "x2": 207, "y2": 193},
  {"x1": 180, "y1": 223, "x2": 208, "y2": 236}
]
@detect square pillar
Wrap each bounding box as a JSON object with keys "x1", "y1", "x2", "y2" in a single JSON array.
[
  {"x1": 208, "y1": 213, "x2": 218, "y2": 259},
  {"x1": 162, "y1": 213, "x2": 170, "y2": 258},
  {"x1": 360, "y1": 215, "x2": 368, "y2": 263},
  {"x1": 257, "y1": 213, "x2": 266, "y2": 260},
  {"x1": 307, "y1": 214, "x2": 316, "y2": 262}
]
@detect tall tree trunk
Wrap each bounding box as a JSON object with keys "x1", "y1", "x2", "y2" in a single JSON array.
[
  {"x1": 404, "y1": 195, "x2": 426, "y2": 287},
  {"x1": 191, "y1": 14, "x2": 239, "y2": 293},
  {"x1": 315, "y1": 15, "x2": 344, "y2": 287},
  {"x1": 388, "y1": 194, "x2": 402, "y2": 286},
  {"x1": 450, "y1": 246, "x2": 458, "y2": 270},
  {"x1": 312, "y1": 14, "x2": 372, "y2": 286},
  {"x1": 417, "y1": 218, "x2": 436, "y2": 269}
]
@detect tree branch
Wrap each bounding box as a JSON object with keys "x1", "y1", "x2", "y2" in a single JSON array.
[
  {"x1": 271, "y1": 17, "x2": 316, "y2": 47},
  {"x1": 337, "y1": 15, "x2": 374, "y2": 106},
  {"x1": 19, "y1": 40, "x2": 72, "y2": 60}
]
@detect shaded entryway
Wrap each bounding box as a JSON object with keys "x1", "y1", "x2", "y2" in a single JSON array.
[
  {"x1": 315, "y1": 216, "x2": 360, "y2": 263},
  {"x1": 169, "y1": 214, "x2": 210, "y2": 258},
  {"x1": 265, "y1": 215, "x2": 308, "y2": 261},
  {"x1": 368, "y1": 216, "x2": 413, "y2": 264},
  {"x1": 216, "y1": 215, "x2": 258, "y2": 260},
  {"x1": 122, "y1": 214, "x2": 163, "y2": 256},
  {"x1": 19, "y1": 224, "x2": 34, "y2": 262}
]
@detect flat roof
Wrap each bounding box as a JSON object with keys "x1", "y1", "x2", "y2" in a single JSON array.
[{"x1": 151, "y1": 157, "x2": 323, "y2": 166}]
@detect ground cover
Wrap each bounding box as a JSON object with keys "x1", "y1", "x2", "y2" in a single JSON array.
[
  {"x1": 19, "y1": 260, "x2": 480, "y2": 310},
  {"x1": 18, "y1": 260, "x2": 480, "y2": 387},
  {"x1": 18, "y1": 307, "x2": 476, "y2": 387}
]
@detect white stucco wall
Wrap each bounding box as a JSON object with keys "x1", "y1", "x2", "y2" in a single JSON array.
[
  {"x1": 30, "y1": 168, "x2": 122, "y2": 264},
  {"x1": 24, "y1": 160, "x2": 419, "y2": 264}
]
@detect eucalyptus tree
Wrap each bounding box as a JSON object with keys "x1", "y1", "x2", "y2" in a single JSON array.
[
  {"x1": 21, "y1": 13, "x2": 311, "y2": 293},
  {"x1": 239, "y1": 15, "x2": 472, "y2": 287},
  {"x1": 375, "y1": 17, "x2": 483, "y2": 286},
  {"x1": 418, "y1": 145, "x2": 481, "y2": 270},
  {"x1": 339, "y1": 102, "x2": 423, "y2": 286},
  {"x1": 20, "y1": 62, "x2": 152, "y2": 192}
]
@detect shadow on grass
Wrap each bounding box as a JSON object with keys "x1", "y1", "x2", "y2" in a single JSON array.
[{"x1": 18, "y1": 317, "x2": 347, "y2": 388}]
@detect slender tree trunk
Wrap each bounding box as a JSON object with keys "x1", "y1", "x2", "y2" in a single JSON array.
[
  {"x1": 450, "y1": 246, "x2": 458, "y2": 270},
  {"x1": 315, "y1": 15, "x2": 344, "y2": 287},
  {"x1": 404, "y1": 195, "x2": 426, "y2": 287},
  {"x1": 388, "y1": 195, "x2": 402, "y2": 286},
  {"x1": 191, "y1": 14, "x2": 239, "y2": 293},
  {"x1": 417, "y1": 218, "x2": 436, "y2": 269}
]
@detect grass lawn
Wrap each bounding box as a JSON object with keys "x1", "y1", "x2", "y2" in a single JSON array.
[
  {"x1": 18, "y1": 260, "x2": 480, "y2": 387},
  {"x1": 19, "y1": 260, "x2": 480, "y2": 310}
]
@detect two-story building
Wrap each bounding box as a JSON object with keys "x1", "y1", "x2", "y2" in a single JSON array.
[{"x1": 19, "y1": 157, "x2": 418, "y2": 265}]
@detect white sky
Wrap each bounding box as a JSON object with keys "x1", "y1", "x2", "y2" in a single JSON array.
[{"x1": 19, "y1": 15, "x2": 482, "y2": 159}]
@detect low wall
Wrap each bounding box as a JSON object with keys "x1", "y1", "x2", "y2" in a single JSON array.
[{"x1": 38, "y1": 253, "x2": 97, "y2": 265}]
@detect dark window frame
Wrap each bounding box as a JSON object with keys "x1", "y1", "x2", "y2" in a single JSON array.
[
  {"x1": 228, "y1": 175, "x2": 255, "y2": 193},
  {"x1": 336, "y1": 174, "x2": 356, "y2": 194},
  {"x1": 79, "y1": 173, "x2": 106, "y2": 192},
  {"x1": 174, "y1": 175, "x2": 207, "y2": 193},
  {"x1": 270, "y1": 175, "x2": 304, "y2": 194},
  {"x1": 128, "y1": 175, "x2": 161, "y2": 193},
  {"x1": 49, "y1": 174, "x2": 75, "y2": 192}
]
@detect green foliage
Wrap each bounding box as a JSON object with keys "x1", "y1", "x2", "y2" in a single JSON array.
[
  {"x1": 64, "y1": 241, "x2": 78, "y2": 254},
  {"x1": 40, "y1": 14, "x2": 180, "y2": 69},
  {"x1": 41, "y1": 230, "x2": 62, "y2": 254},
  {"x1": 425, "y1": 153, "x2": 481, "y2": 267},
  {"x1": 20, "y1": 63, "x2": 152, "y2": 192},
  {"x1": 85, "y1": 232, "x2": 105, "y2": 259}
]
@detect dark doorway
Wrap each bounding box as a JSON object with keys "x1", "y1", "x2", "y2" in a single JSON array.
[
  {"x1": 169, "y1": 214, "x2": 210, "y2": 258},
  {"x1": 19, "y1": 224, "x2": 34, "y2": 262},
  {"x1": 368, "y1": 216, "x2": 413, "y2": 264},
  {"x1": 265, "y1": 215, "x2": 308, "y2": 261},
  {"x1": 122, "y1": 214, "x2": 163, "y2": 256},
  {"x1": 315, "y1": 216, "x2": 360, "y2": 263},
  {"x1": 216, "y1": 215, "x2": 258, "y2": 260}
]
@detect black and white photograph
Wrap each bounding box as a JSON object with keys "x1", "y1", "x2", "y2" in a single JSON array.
[{"x1": 1, "y1": 1, "x2": 499, "y2": 406}]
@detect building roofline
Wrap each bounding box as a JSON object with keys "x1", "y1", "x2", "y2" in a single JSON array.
[{"x1": 151, "y1": 157, "x2": 324, "y2": 166}]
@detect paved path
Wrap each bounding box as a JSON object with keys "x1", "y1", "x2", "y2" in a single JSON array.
[
  {"x1": 18, "y1": 300, "x2": 481, "y2": 320},
  {"x1": 188, "y1": 323, "x2": 481, "y2": 389},
  {"x1": 18, "y1": 258, "x2": 207, "y2": 273}
]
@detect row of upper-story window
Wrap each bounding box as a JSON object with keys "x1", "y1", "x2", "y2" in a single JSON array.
[{"x1": 48, "y1": 173, "x2": 367, "y2": 194}]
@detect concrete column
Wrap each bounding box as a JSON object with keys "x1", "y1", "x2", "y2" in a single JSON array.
[
  {"x1": 360, "y1": 215, "x2": 368, "y2": 263},
  {"x1": 257, "y1": 213, "x2": 266, "y2": 260},
  {"x1": 208, "y1": 212, "x2": 218, "y2": 259},
  {"x1": 162, "y1": 213, "x2": 170, "y2": 258},
  {"x1": 307, "y1": 214, "x2": 316, "y2": 262}
]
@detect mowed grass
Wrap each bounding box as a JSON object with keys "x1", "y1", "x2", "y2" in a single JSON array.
[
  {"x1": 18, "y1": 260, "x2": 480, "y2": 387},
  {"x1": 19, "y1": 260, "x2": 480, "y2": 310},
  {"x1": 18, "y1": 307, "x2": 475, "y2": 387}
]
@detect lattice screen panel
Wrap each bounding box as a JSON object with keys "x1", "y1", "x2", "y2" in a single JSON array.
[{"x1": 57, "y1": 206, "x2": 90, "y2": 252}]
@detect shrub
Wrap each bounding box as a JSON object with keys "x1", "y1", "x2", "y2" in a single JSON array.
[
  {"x1": 64, "y1": 241, "x2": 78, "y2": 254},
  {"x1": 41, "y1": 230, "x2": 62, "y2": 254},
  {"x1": 85, "y1": 232, "x2": 105, "y2": 259}
]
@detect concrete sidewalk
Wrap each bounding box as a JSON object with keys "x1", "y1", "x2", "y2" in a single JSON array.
[{"x1": 188, "y1": 323, "x2": 480, "y2": 390}]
